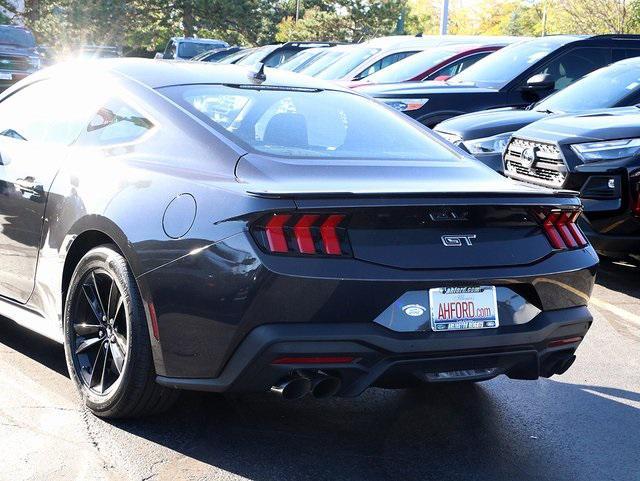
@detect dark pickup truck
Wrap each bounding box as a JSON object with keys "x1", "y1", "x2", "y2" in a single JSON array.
[{"x1": 0, "y1": 25, "x2": 40, "y2": 90}]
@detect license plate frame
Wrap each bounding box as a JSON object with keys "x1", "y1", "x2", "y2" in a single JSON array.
[
  {"x1": 0, "y1": 73, "x2": 12, "y2": 80},
  {"x1": 429, "y1": 286, "x2": 499, "y2": 332}
]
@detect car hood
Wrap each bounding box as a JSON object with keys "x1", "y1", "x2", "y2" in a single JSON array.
[
  {"x1": 515, "y1": 107, "x2": 640, "y2": 145},
  {"x1": 355, "y1": 80, "x2": 497, "y2": 98},
  {"x1": 235, "y1": 153, "x2": 556, "y2": 197},
  {"x1": 435, "y1": 108, "x2": 549, "y2": 140}
]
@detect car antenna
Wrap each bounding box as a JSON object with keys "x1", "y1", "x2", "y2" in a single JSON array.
[{"x1": 250, "y1": 62, "x2": 267, "y2": 83}]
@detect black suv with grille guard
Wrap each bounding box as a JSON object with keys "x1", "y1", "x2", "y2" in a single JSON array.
[
  {"x1": 0, "y1": 25, "x2": 40, "y2": 90},
  {"x1": 504, "y1": 107, "x2": 640, "y2": 261}
]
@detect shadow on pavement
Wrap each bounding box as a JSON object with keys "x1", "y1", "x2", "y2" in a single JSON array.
[
  {"x1": 0, "y1": 317, "x2": 67, "y2": 377},
  {"x1": 109, "y1": 378, "x2": 639, "y2": 481},
  {"x1": 595, "y1": 258, "x2": 640, "y2": 300}
]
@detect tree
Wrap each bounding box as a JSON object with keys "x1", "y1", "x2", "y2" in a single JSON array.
[
  {"x1": 276, "y1": 7, "x2": 352, "y2": 41},
  {"x1": 556, "y1": 0, "x2": 639, "y2": 34},
  {"x1": 276, "y1": 0, "x2": 408, "y2": 43}
]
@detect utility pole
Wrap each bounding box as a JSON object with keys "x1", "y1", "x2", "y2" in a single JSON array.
[
  {"x1": 541, "y1": 0, "x2": 548, "y2": 36},
  {"x1": 440, "y1": 0, "x2": 449, "y2": 35},
  {"x1": 295, "y1": 0, "x2": 300, "y2": 21}
]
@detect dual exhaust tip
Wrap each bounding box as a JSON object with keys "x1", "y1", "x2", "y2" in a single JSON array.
[{"x1": 271, "y1": 370, "x2": 341, "y2": 400}]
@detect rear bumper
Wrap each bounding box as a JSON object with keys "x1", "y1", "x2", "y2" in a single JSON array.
[{"x1": 156, "y1": 305, "x2": 592, "y2": 395}]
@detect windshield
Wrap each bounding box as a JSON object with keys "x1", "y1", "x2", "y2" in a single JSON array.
[
  {"x1": 450, "y1": 37, "x2": 569, "y2": 87},
  {"x1": 279, "y1": 48, "x2": 325, "y2": 71},
  {"x1": 178, "y1": 42, "x2": 225, "y2": 59},
  {"x1": 219, "y1": 49, "x2": 252, "y2": 64},
  {"x1": 236, "y1": 45, "x2": 279, "y2": 66},
  {"x1": 297, "y1": 50, "x2": 348, "y2": 76},
  {"x1": 160, "y1": 84, "x2": 459, "y2": 161},
  {"x1": 364, "y1": 46, "x2": 466, "y2": 83},
  {"x1": 0, "y1": 27, "x2": 36, "y2": 48},
  {"x1": 315, "y1": 48, "x2": 380, "y2": 80},
  {"x1": 537, "y1": 61, "x2": 640, "y2": 113}
]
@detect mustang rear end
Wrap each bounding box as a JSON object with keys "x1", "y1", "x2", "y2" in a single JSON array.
[
  {"x1": 146, "y1": 189, "x2": 597, "y2": 398},
  {"x1": 143, "y1": 81, "x2": 597, "y2": 400}
]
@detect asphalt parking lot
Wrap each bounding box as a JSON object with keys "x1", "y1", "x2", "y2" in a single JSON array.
[{"x1": 0, "y1": 260, "x2": 638, "y2": 481}]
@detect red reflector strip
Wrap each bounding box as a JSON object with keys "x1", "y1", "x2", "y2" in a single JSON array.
[
  {"x1": 293, "y1": 214, "x2": 319, "y2": 254},
  {"x1": 548, "y1": 336, "x2": 582, "y2": 347},
  {"x1": 148, "y1": 302, "x2": 160, "y2": 340},
  {"x1": 320, "y1": 215, "x2": 345, "y2": 255},
  {"x1": 555, "y1": 212, "x2": 578, "y2": 248},
  {"x1": 265, "y1": 214, "x2": 291, "y2": 253},
  {"x1": 543, "y1": 212, "x2": 566, "y2": 249},
  {"x1": 272, "y1": 356, "x2": 355, "y2": 365}
]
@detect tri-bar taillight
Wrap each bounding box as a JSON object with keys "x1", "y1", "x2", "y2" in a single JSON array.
[
  {"x1": 252, "y1": 213, "x2": 352, "y2": 256},
  {"x1": 536, "y1": 209, "x2": 588, "y2": 250}
]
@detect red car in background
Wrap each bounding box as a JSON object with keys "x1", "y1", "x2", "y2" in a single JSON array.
[{"x1": 346, "y1": 44, "x2": 506, "y2": 89}]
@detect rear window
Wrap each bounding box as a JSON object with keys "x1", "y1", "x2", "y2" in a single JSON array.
[
  {"x1": 178, "y1": 42, "x2": 224, "y2": 59},
  {"x1": 160, "y1": 84, "x2": 460, "y2": 161}
]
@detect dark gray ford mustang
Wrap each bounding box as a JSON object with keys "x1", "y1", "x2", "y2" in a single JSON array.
[{"x1": 0, "y1": 59, "x2": 598, "y2": 418}]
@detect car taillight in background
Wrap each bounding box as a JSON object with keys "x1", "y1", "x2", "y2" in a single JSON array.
[
  {"x1": 535, "y1": 209, "x2": 588, "y2": 250},
  {"x1": 633, "y1": 187, "x2": 640, "y2": 217},
  {"x1": 252, "y1": 213, "x2": 352, "y2": 256}
]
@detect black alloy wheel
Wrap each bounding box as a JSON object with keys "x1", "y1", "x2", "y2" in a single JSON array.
[
  {"x1": 64, "y1": 245, "x2": 178, "y2": 418},
  {"x1": 71, "y1": 269, "x2": 128, "y2": 395}
]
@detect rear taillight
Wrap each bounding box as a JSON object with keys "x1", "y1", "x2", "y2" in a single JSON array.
[
  {"x1": 537, "y1": 209, "x2": 588, "y2": 250},
  {"x1": 252, "y1": 213, "x2": 352, "y2": 256},
  {"x1": 633, "y1": 190, "x2": 640, "y2": 217}
]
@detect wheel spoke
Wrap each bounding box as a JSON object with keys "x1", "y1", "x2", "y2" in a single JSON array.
[
  {"x1": 114, "y1": 332, "x2": 127, "y2": 353},
  {"x1": 82, "y1": 283, "x2": 105, "y2": 324},
  {"x1": 89, "y1": 341, "x2": 107, "y2": 388},
  {"x1": 91, "y1": 272, "x2": 108, "y2": 322},
  {"x1": 75, "y1": 336, "x2": 103, "y2": 354},
  {"x1": 109, "y1": 341, "x2": 125, "y2": 374},
  {"x1": 74, "y1": 322, "x2": 101, "y2": 336},
  {"x1": 97, "y1": 342, "x2": 110, "y2": 393},
  {"x1": 113, "y1": 296, "x2": 124, "y2": 323},
  {"x1": 106, "y1": 278, "x2": 117, "y2": 320}
]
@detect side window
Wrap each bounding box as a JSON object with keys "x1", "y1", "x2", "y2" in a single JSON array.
[
  {"x1": 0, "y1": 80, "x2": 92, "y2": 146},
  {"x1": 164, "y1": 41, "x2": 176, "y2": 59},
  {"x1": 527, "y1": 47, "x2": 610, "y2": 92},
  {"x1": 357, "y1": 51, "x2": 417, "y2": 79},
  {"x1": 427, "y1": 52, "x2": 489, "y2": 80},
  {"x1": 80, "y1": 98, "x2": 154, "y2": 146}
]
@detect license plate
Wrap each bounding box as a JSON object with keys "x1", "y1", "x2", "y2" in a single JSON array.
[
  {"x1": 429, "y1": 286, "x2": 499, "y2": 332},
  {"x1": 0, "y1": 73, "x2": 12, "y2": 80}
]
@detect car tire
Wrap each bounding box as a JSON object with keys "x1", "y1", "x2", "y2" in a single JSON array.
[{"x1": 63, "y1": 244, "x2": 178, "y2": 418}]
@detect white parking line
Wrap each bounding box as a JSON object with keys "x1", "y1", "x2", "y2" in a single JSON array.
[{"x1": 590, "y1": 298, "x2": 640, "y2": 329}]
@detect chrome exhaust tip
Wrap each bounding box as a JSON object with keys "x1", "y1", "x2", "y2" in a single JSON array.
[{"x1": 270, "y1": 376, "x2": 311, "y2": 400}]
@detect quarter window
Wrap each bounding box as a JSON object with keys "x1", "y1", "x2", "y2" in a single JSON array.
[{"x1": 80, "y1": 99, "x2": 154, "y2": 146}]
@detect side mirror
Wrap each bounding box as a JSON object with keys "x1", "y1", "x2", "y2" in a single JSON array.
[
  {"x1": 523, "y1": 73, "x2": 555, "y2": 91},
  {"x1": 154, "y1": 52, "x2": 164, "y2": 60}
]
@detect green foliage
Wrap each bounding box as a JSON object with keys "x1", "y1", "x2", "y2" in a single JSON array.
[
  {"x1": 14, "y1": 0, "x2": 640, "y2": 58},
  {"x1": 276, "y1": 0, "x2": 408, "y2": 43}
]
